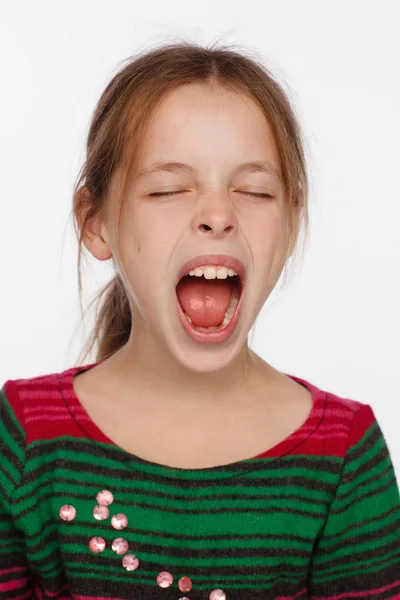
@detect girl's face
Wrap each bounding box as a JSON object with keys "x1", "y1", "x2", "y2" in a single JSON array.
[{"x1": 100, "y1": 83, "x2": 289, "y2": 377}]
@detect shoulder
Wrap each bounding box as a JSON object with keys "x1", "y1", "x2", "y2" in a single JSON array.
[
  {"x1": 287, "y1": 372, "x2": 381, "y2": 456},
  {"x1": 306, "y1": 377, "x2": 379, "y2": 450},
  {"x1": 2, "y1": 369, "x2": 60, "y2": 419},
  {"x1": 0, "y1": 370, "x2": 65, "y2": 496},
  {"x1": 0, "y1": 365, "x2": 80, "y2": 442}
]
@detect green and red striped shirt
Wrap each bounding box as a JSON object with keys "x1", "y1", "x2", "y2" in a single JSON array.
[{"x1": 1, "y1": 361, "x2": 400, "y2": 599}]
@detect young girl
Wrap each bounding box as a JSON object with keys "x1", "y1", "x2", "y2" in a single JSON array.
[{"x1": 1, "y1": 41, "x2": 399, "y2": 600}]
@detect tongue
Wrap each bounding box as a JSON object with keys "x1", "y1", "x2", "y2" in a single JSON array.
[{"x1": 176, "y1": 276, "x2": 232, "y2": 328}]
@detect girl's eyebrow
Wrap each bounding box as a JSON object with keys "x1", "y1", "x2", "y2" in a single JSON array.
[{"x1": 136, "y1": 160, "x2": 281, "y2": 182}]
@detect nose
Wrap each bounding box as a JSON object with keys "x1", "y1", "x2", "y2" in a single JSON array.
[{"x1": 193, "y1": 191, "x2": 238, "y2": 239}]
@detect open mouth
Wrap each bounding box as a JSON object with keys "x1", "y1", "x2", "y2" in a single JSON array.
[{"x1": 175, "y1": 274, "x2": 243, "y2": 333}]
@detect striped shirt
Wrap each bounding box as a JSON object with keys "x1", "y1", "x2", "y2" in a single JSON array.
[{"x1": 1, "y1": 361, "x2": 400, "y2": 599}]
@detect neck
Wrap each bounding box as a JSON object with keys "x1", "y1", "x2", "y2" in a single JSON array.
[{"x1": 97, "y1": 336, "x2": 274, "y2": 411}]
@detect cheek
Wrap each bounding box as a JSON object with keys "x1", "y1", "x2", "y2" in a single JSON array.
[
  {"x1": 118, "y1": 219, "x2": 175, "y2": 292},
  {"x1": 248, "y1": 212, "x2": 289, "y2": 284},
  {"x1": 112, "y1": 215, "x2": 146, "y2": 292},
  {"x1": 249, "y1": 208, "x2": 287, "y2": 248}
]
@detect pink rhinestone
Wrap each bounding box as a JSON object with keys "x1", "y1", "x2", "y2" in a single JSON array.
[
  {"x1": 93, "y1": 504, "x2": 110, "y2": 520},
  {"x1": 209, "y1": 590, "x2": 226, "y2": 600},
  {"x1": 178, "y1": 576, "x2": 192, "y2": 592},
  {"x1": 111, "y1": 513, "x2": 128, "y2": 530},
  {"x1": 156, "y1": 571, "x2": 173, "y2": 588},
  {"x1": 59, "y1": 505, "x2": 76, "y2": 521},
  {"x1": 122, "y1": 553, "x2": 139, "y2": 571},
  {"x1": 89, "y1": 536, "x2": 106, "y2": 553},
  {"x1": 96, "y1": 489, "x2": 114, "y2": 506},
  {"x1": 178, "y1": 598, "x2": 190, "y2": 600},
  {"x1": 111, "y1": 537, "x2": 129, "y2": 555}
]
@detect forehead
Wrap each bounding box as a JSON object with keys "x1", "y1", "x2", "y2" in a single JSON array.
[{"x1": 134, "y1": 83, "x2": 281, "y2": 180}]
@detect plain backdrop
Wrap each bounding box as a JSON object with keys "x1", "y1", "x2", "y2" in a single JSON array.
[{"x1": 1, "y1": 0, "x2": 399, "y2": 476}]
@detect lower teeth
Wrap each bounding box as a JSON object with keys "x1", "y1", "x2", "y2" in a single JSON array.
[{"x1": 183, "y1": 293, "x2": 239, "y2": 332}]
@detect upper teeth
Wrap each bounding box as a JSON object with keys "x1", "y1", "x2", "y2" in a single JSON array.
[{"x1": 186, "y1": 266, "x2": 238, "y2": 280}]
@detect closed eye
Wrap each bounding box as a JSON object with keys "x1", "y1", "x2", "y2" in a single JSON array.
[{"x1": 148, "y1": 191, "x2": 273, "y2": 198}]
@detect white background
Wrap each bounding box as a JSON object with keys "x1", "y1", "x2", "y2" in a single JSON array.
[{"x1": 1, "y1": 1, "x2": 399, "y2": 475}]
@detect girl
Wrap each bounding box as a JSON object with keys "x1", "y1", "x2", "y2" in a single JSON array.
[{"x1": 1, "y1": 41, "x2": 399, "y2": 600}]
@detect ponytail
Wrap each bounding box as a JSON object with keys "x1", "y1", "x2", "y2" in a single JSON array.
[{"x1": 77, "y1": 274, "x2": 131, "y2": 365}]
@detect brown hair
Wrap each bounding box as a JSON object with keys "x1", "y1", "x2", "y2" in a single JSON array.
[{"x1": 71, "y1": 39, "x2": 311, "y2": 366}]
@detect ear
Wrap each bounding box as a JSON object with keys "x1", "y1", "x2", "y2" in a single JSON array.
[{"x1": 75, "y1": 187, "x2": 113, "y2": 261}]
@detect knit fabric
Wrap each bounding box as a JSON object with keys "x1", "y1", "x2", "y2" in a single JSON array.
[{"x1": 1, "y1": 362, "x2": 400, "y2": 599}]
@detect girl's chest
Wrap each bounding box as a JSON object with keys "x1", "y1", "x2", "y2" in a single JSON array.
[
  {"x1": 73, "y1": 372, "x2": 313, "y2": 470},
  {"x1": 21, "y1": 448, "x2": 332, "y2": 599}
]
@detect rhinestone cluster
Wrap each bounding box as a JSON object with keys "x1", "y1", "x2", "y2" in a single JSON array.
[{"x1": 59, "y1": 489, "x2": 226, "y2": 599}]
